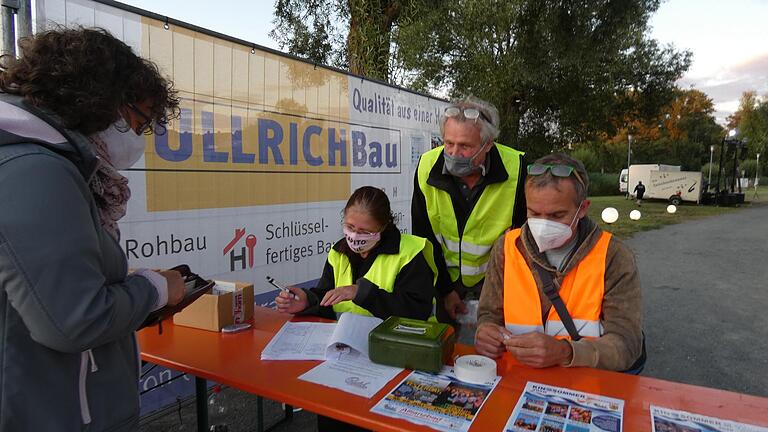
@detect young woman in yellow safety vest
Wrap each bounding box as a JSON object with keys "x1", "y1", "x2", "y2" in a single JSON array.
[{"x1": 275, "y1": 186, "x2": 438, "y2": 321}]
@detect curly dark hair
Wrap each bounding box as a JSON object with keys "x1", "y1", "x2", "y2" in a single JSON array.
[{"x1": 0, "y1": 27, "x2": 179, "y2": 135}]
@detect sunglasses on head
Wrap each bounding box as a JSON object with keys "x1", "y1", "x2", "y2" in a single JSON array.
[
  {"x1": 444, "y1": 106, "x2": 491, "y2": 124},
  {"x1": 527, "y1": 163, "x2": 586, "y2": 189}
]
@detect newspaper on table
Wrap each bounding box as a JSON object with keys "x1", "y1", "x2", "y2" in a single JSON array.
[
  {"x1": 370, "y1": 366, "x2": 501, "y2": 432},
  {"x1": 651, "y1": 405, "x2": 768, "y2": 432},
  {"x1": 504, "y1": 382, "x2": 624, "y2": 432}
]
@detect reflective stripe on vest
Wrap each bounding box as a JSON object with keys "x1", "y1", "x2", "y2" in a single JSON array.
[
  {"x1": 328, "y1": 233, "x2": 437, "y2": 317},
  {"x1": 417, "y1": 144, "x2": 523, "y2": 287},
  {"x1": 502, "y1": 229, "x2": 611, "y2": 340}
]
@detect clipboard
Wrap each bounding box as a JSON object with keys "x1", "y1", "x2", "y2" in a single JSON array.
[{"x1": 140, "y1": 264, "x2": 214, "y2": 331}]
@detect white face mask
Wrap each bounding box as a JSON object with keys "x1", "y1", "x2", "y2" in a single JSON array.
[
  {"x1": 527, "y1": 202, "x2": 583, "y2": 252},
  {"x1": 95, "y1": 118, "x2": 147, "y2": 170}
]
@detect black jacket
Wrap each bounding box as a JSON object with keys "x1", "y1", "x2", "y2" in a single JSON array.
[
  {"x1": 301, "y1": 225, "x2": 435, "y2": 320},
  {"x1": 634, "y1": 184, "x2": 646, "y2": 197},
  {"x1": 411, "y1": 145, "x2": 527, "y2": 296}
]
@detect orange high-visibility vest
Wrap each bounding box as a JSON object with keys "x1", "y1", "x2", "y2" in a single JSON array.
[{"x1": 503, "y1": 228, "x2": 611, "y2": 339}]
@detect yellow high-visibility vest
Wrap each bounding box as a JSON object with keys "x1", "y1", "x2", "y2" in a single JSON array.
[
  {"x1": 417, "y1": 144, "x2": 523, "y2": 287},
  {"x1": 328, "y1": 233, "x2": 437, "y2": 317}
]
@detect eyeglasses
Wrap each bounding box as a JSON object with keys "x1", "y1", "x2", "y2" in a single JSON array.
[
  {"x1": 126, "y1": 103, "x2": 154, "y2": 135},
  {"x1": 444, "y1": 106, "x2": 492, "y2": 124},
  {"x1": 342, "y1": 223, "x2": 378, "y2": 236},
  {"x1": 527, "y1": 163, "x2": 586, "y2": 189}
]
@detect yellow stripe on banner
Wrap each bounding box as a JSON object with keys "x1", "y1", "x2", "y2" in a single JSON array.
[{"x1": 140, "y1": 18, "x2": 359, "y2": 210}]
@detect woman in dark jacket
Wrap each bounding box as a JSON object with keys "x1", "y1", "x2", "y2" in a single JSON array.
[
  {"x1": 275, "y1": 186, "x2": 437, "y2": 321},
  {"x1": 0, "y1": 28, "x2": 184, "y2": 431}
]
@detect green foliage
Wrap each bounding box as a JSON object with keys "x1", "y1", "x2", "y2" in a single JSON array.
[
  {"x1": 571, "y1": 90, "x2": 723, "y2": 173},
  {"x1": 731, "y1": 91, "x2": 768, "y2": 170},
  {"x1": 588, "y1": 172, "x2": 621, "y2": 197},
  {"x1": 270, "y1": 0, "x2": 425, "y2": 80},
  {"x1": 394, "y1": 0, "x2": 691, "y2": 159},
  {"x1": 701, "y1": 162, "x2": 720, "y2": 177},
  {"x1": 571, "y1": 147, "x2": 601, "y2": 172},
  {"x1": 270, "y1": 0, "x2": 342, "y2": 67},
  {"x1": 739, "y1": 159, "x2": 759, "y2": 179}
]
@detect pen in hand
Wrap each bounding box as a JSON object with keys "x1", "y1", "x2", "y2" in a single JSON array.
[{"x1": 266, "y1": 276, "x2": 299, "y2": 300}]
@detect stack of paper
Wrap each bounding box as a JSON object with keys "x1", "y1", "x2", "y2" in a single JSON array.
[
  {"x1": 261, "y1": 313, "x2": 404, "y2": 398},
  {"x1": 260, "y1": 321, "x2": 335, "y2": 361}
]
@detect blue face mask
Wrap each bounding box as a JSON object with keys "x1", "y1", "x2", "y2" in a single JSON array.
[{"x1": 444, "y1": 142, "x2": 489, "y2": 177}]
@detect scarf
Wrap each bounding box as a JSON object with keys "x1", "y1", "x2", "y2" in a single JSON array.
[{"x1": 88, "y1": 135, "x2": 131, "y2": 240}]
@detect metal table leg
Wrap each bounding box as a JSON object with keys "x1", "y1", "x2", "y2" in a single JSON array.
[
  {"x1": 257, "y1": 396, "x2": 264, "y2": 432},
  {"x1": 195, "y1": 377, "x2": 208, "y2": 432},
  {"x1": 255, "y1": 396, "x2": 295, "y2": 432}
]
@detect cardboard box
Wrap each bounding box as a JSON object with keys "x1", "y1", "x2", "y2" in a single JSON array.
[{"x1": 173, "y1": 281, "x2": 254, "y2": 332}]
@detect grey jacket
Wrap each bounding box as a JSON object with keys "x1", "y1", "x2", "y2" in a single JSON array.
[{"x1": 0, "y1": 94, "x2": 159, "y2": 431}]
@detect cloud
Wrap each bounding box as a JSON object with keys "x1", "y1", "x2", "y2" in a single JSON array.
[{"x1": 679, "y1": 52, "x2": 768, "y2": 122}]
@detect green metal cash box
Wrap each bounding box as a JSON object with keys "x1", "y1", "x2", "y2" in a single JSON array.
[{"x1": 368, "y1": 316, "x2": 456, "y2": 373}]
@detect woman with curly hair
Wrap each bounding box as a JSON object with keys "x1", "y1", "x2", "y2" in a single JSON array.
[{"x1": 0, "y1": 27, "x2": 185, "y2": 430}]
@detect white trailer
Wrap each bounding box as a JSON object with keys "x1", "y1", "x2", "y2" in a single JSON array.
[
  {"x1": 648, "y1": 171, "x2": 703, "y2": 204},
  {"x1": 620, "y1": 164, "x2": 680, "y2": 195}
]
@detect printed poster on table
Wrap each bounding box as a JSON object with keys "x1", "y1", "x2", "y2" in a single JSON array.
[
  {"x1": 651, "y1": 405, "x2": 768, "y2": 432},
  {"x1": 370, "y1": 366, "x2": 500, "y2": 432},
  {"x1": 504, "y1": 382, "x2": 624, "y2": 432}
]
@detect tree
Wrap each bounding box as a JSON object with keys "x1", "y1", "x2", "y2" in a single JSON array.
[
  {"x1": 271, "y1": 0, "x2": 426, "y2": 81},
  {"x1": 393, "y1": 0, "x2": 691, "y2": 159},
  {"x1": 731, "y1": 91, "x2": 768, "y2": 163},
  {"x1": 605, "y1": 89, "x2": 722, "y2": 171}
]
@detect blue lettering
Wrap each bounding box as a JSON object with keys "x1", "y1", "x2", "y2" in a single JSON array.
[
  {"x1": 202, "y1": 111, "x2": 228, "y2": 163},
  {"x1": 258, "y1": 119, "x2": 284, "y2": 164},
  {"x1": 289, "y1": 122, "x2": 298, "y2": 165},
  {"x1": 352, "y1": 88, "x2": 361, "y2": 112},
  {"x1": 303, "y1": 125, "x2": 323, "y2": 166},
  {"x1": 328, "y1": 128, "x2": 347, "y2": 166},
  {"x1": 155, "y1": 108, "x2": 192, "y2": 162},
  {"x1": 352, "y1": 131, "x2": 367, "y2": 167},
  {"x1": 369, "y1": 141, "x2": 383, "y2": 168},
  {"x1": 231, "y1": 116, "x2": 254, "y2": 163},
  {"x1": 385, "y1": 143, "x2": 398, "y2": 168}
]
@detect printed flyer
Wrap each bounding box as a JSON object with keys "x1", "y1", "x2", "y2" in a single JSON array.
[
  {"x1": 504, "y1": 382, "x2": 624, "y2": 432},
  {"x1": 370, "y1": 367, "x2": 500, "y2": 432},
  {"x1": 651, "y1": 406, "x2": 768, "y2": 432}
]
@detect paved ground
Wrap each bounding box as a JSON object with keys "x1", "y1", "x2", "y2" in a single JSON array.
[
  {"x1": 626, "y1": 203, "x2": 768, "y2": 397},
  {"x1": 140, "y1": 204, "x2": 768, "y2": 431}
]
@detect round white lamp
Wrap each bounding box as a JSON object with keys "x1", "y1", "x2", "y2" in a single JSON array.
[
  {"x1": 629, "y1": 210, "x2": 641, "y2": 220},
  {"x1": 601, "y1": 207, "x2": 619, "y2": 224}
]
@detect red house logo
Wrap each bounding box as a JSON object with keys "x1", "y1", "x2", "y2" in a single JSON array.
[{"x1": 223, "y1": 228, "x2": 257, "y2": 271}]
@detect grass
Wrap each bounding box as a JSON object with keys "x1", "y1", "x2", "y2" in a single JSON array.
[{"x1": 588, "y1": 185, "x2": 768, "y2": 239}]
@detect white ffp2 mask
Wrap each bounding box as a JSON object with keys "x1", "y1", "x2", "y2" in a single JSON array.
[
  {"x1": 527, "y1": 202, "x2": 583, "y2": 252},
  {"x1": 95, "y1": 119, "x2": 147, "y2": 170}
]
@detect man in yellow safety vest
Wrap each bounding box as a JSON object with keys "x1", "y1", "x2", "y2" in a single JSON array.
[{"x1": 412, "y1": 97, "x2": 527, "y2": 336}]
